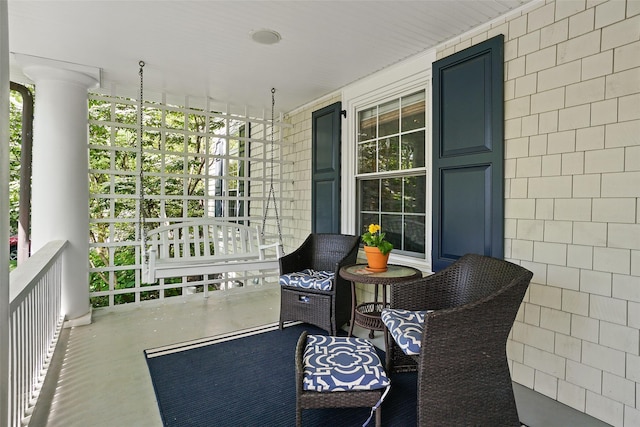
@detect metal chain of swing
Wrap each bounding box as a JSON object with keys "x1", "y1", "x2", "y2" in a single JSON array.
[
  {"x1": 261, "y1": 88, "x2": 284, "y2": 251},
  {"x1": 138, "y1": 60, "x2": 148, "y2": 263}
]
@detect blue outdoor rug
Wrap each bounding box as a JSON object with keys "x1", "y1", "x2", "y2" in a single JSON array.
[{"x1": 144, "y1": 322, "x2": 417, "y2": 426}]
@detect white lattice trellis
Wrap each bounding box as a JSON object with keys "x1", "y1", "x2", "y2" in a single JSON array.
[{"x1": 88, "y1": 90, "x2": 292, "y2": 307}]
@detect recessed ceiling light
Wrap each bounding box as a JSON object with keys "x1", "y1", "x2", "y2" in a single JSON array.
[{"x1": 250, "y1": 29, "x2": 282, "y2": 45}]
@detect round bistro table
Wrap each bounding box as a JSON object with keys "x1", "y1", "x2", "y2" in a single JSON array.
[{"x1": 339, "y1": 264, "x2": 422, "y2": 353}]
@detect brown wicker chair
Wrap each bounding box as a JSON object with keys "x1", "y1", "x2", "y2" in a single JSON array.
[
  {"x1": 279, "y1": 233, "x2": 360, "y2": 335},
  {"x1": 385, "y1": 253, "x2": 533, "y2": 427}
]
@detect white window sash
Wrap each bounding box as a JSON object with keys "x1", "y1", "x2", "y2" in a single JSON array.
[{"x1": 341, "y1": 49, "x2": 435, "y2": 271}]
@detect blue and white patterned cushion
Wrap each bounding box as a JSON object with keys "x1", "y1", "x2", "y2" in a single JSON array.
[
  {"x1": 303, "y1": 335, "x2": 390, "y2": 392},
  {"x1": 381, "y1": 309, "x2": 431, "y2": 356},
  {"x1": 279, "y1": 269, "x2": 334, "y2": 291}
]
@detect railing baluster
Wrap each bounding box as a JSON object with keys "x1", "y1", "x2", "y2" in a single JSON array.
[{"x1": 8, "y1": 240, "x2": 67, "y2": 426}]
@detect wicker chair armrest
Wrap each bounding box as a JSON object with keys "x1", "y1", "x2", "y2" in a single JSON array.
[
  {"x1": 419, "y1": 271, "x2": 531, "y2": 367},
  {"x1": 329, "y1": 237, "x2": 359, "y2": 298}
]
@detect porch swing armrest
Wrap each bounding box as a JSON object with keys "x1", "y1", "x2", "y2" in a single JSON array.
[
  {"x1": 143, "y1": 246, "x2": 157, "y2": 283},
  {"x1": 258, "y1": 241, "x2": 284, "y2": 259}
]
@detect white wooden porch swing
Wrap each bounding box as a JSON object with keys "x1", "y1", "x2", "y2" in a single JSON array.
[{"x1": 136, "y1": 61, "x2": 285, "y2": 285}]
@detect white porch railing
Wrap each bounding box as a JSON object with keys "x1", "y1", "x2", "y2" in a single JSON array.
[{"x1": 8, "y1": 240, "x2": 67, "y2": 427}]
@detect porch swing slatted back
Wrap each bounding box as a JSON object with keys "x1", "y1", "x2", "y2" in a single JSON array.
[
  {"x1": 156, "y1": 221, "x2": 254, "y2": 260},
  {"x1": 143, "y1": 219, "x2": 282, "y2": 283}
]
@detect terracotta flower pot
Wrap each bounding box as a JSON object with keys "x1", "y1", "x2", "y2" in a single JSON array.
[{"x1": 364, "y1": 245, "x2": 390, "y2": 272}]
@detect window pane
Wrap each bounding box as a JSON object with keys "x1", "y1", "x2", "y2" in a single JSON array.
[
  {"x1": 379, "y1": 99, "x2": 399, "y2": 137},
  {"x1": 401, "y1": 131, "x2": 425, "y2": 169},
  {"x1": 358, "y1": 107, "x2": 377, "y2": 142},
  {"x1": 358, "y1": 142, "x2": 377, "y2": 174},
  {"x1": 401, "y1": 91, "x2": 425, "y2": 132},
  {"x1": 355, "y1": 89, "x2": 427, "y2": 258},
  {"x1": 381, "y1": 177, "x2": 402, "y2": 212},
  {"x1": 360, "y1": 213, "x2": 379, "y2": 235},
  {"x1": 378, "y1": 137, "x2": 399, "y2": 172},
  {"x1": 404, "y1": 216, "x2": 425, "y2": 253},
  {"x1": 360, "y1": 179, "x2": 380, "y2": 212},
  {"x1": 358, "y1": 174, "x2": 426, "y2": 257},
  {"x1": 381, "y1": 214, "x2": 402, "y2": 251},
  {"x1": 404, "y1": 175, "x2": 426, "y2": 213}
]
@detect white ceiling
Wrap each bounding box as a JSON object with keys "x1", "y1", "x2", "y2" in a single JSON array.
[{"x1": 8, "y1": 0, "x2": 533, "y2": 114}]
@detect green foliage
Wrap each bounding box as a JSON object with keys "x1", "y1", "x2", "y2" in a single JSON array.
[
  {"x1": 8, "y1": 87, "x2": 33, "y2": 235},
  {"x1": 86, "y1": 98, "x2": 225, "y2": 307}
]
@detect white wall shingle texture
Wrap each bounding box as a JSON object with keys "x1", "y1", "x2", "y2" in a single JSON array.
[
  {"x1": 285, "y1": 1, "x2": 638, "y2": 424},
  {"x1": 441, "y1": 0, "x2": 639, "y2": 424}
]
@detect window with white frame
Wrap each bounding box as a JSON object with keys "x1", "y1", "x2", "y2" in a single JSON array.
[{"x1": 356, "y1": 90, "x2": 427, "y2": 258}]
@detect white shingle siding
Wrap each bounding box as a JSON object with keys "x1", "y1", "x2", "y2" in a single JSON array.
[
  {"x1": 566, "y1": 359, "x2": 603, "y2": 393},
  {"x1": 558, "y1": 379, "x2": 587, "y2": 412},
  {"x1": 562, "y1": 289, "x2": 590, "y2": 316},
  {"x1": 525, "y1": 344, "x2": 566, "y2": 378},
  {"x1": 283, "y1": 1, "x2": 637, "y2": 424},
  {"x1": 439, "y1": 1, "x2": 639, "y2": 423},
  {"x1": 586, "y1": 391, "x2": 624, "y2": 426},
  {"x1": 555, "y1": 332, "x2": 581, "y2": 360}
]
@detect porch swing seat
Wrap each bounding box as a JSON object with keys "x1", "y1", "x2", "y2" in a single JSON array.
[{"x1": 142, "y1": 219, "x2": 283, "y2": 283}]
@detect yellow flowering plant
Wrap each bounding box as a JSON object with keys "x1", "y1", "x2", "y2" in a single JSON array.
[{"x1": 361, "y1": 223, "x2": 394, "y2": 255}]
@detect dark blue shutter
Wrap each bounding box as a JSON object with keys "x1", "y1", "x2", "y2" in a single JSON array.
[
  {"x1": 432, "y1": 35, "x2": 505, "y2": 271},
  {"x1": 312, "y1": 102, "x2": 342, "y2": 233}
]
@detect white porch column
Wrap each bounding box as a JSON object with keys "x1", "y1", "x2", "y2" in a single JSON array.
[{"x1": 19, "y1": 57, "x2": 99, "y2": 323}]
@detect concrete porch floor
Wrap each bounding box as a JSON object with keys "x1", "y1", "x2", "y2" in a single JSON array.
[{"x1": 32, "y1": 286, "x2": 610, "y2": 426}]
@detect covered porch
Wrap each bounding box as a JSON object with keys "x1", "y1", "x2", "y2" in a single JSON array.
[
  {"x1": 29, "y1": 286, "x2": 607, "y2": 427},
  {"x1": 3, "y1": 0, "x2": 639, "y2": 426}
]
